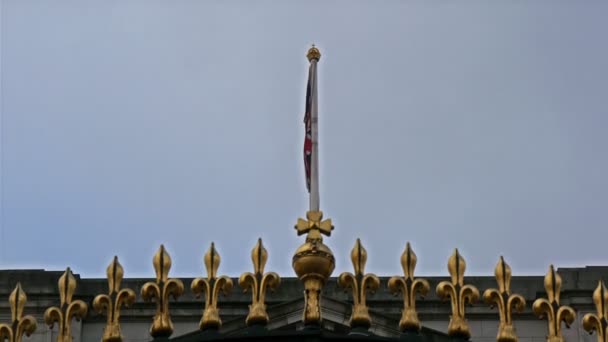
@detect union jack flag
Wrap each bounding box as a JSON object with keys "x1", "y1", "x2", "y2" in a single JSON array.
[{"x1": 303, "y1": 65, "x2": 313, "y2": 192}]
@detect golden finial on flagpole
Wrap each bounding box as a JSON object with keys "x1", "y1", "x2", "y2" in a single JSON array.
[{"x1": 307, "y1": 44, "x2": 321, "y2": 62}]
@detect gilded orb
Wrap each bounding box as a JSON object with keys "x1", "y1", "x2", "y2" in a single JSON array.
[{"x1": 307, "y1": 45, "x2": 321, "y2": 62}]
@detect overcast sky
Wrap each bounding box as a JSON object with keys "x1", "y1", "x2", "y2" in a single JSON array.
[{"x1": 1, "y1": 1, "x2": 607, "y2": 279}]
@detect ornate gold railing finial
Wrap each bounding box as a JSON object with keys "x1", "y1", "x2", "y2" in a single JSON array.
[
  {"x1": 239, "y1": 238, "x2": 281, "y2": 326},
  {"x1": 141, "y1": 245, "x2": 185, "y2": 338},
  {"x1": 338, "y1": 238, "x2": 380, "y2": 329},
  {"x1": 44, "y1": 268, "x2": 88, "y2": 342},
  {"x1": 483, "y1": 256, "x2": 526, "y2": 342},
  {"x1": 533, "y1": 265, "x2": 576, "y2": 342},
  {"x1": 0, "y1": 283, "x2": 37, "y2": 342},
  {"x1": 93, "y1": 256, "x2": 137, "y2": 342},
  {"x1": 388, "y1": 242, "x2": 430, "y2": 333},
  {"x1": 192, "y1": 242, "x2": 234, "y2": 330},
  {"x1": 436, "y1": 249, "x2": 480, "y2": 340},
  {"x1": 582, "y1": 280, "x2": 608, "y2": 342}
]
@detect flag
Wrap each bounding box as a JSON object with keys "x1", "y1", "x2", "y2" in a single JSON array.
[{"x1": 303, "y1": 65, "x2": 313, "y2": 193}]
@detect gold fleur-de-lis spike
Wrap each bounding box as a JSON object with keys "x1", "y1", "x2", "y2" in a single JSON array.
[
  {"x1": 295, "y1": 210, "x2": 334, "y2": 241},
  {"x1": 0, "y1": 283, "x2": 37, "y2": 342},
  {"x1": 141, "y1": 245, "x2": 185, "y2": 338},
  {"x1": 192, "y1": 242, "x2": 234, "y2": 330},
  {"x1": 483, "y1": 256, "x2": 526, "y2": 342},
  {"x1": 93, "y1": 256, "x2": 137, "y2": 342},
  {"x1": 582, "y1": 280, "x2": 608, "y2": 342},
  {"x1": 533, "y1": 265, "x2": 576, "y2": 342},
  {"x1": 44, "y1": 268, "x2": 88, "y2": 342},
  {"x1": 436, "y1": 249, "x2": 480, "y2": 340},
  {"x1": 388, "y1": 242, "x2": 430, "y2": 333},
  {"x1": 337, "y1": 239, "x2": 380, "y2": 329},
  {"x1": 238, "y1": 238, "x2": 281, "y2": 326}
]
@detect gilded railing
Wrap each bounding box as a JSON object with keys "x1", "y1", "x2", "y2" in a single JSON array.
[
  {"x1": 436, "y1": 249, "x2": 479, "y2": 340},
  {"x1": 1, "y1": 241, "x2": 603, "y2": 342},
  {"x1": 0, "y1": 284, "x2": 37, "y2": 342},
  {"x1": 338, "y1": 239, "x2": 380, "y2": 329},
  {"x1": 44, "y1": 268, "x2": 88, "y2": 342},
  {"x1": 483, "y1": 257, "x2": 526, "y2": 342},
  {"x1": 239, "y1": 239, "x2": 280, "y2": 327},
  {"x1": 387, "y1": 242, "x2": 429, "y2": 333},
  {"x1": 192, "y1": 243, "x2": 233, "y2": 330},
  {"x1": 533, "y1": 265, "x2": 576, "y2": 342},
  {"x1": 140, "y1": 245, "x2": 184, "y2": 338},
  {"x1": 92, "y1": 257, "x2": 136, "y2": 342}
]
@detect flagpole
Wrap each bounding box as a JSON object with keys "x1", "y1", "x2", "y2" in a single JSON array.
[
  {"x1": 293, "y1": 46, "x2": 334, "y2": 326},
  {"x1": 308, "y1": 46, "x2": 321, "y2": 212}
]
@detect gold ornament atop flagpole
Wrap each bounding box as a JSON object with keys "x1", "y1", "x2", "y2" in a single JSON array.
[
  {"x1": 307, "y1": 44, "x2": 321, "y2": 62},
  {"x1": 582, "y1": 281, "x2": 608, "y2": 342},
  {"x1": 388, "y1": 242, "x2": 430, "y2": 333},
  {"x1": 93, "y1": 257, "x2": 137, "y2": 342},
  {"x1": 239, "y1": 238, "x2": 281, "y2": 326},
  {"x1": 483, "y1": 256, "x2": 526, "y2": 342},
  {"x1": 338, "y1": 239, "x2": 380, "y2": 329},
  {"x1": 44, "y1": 268, "x2": 89, "y2": 342},
  {"x1": 533, "y1": 265, "x2": 576, "y2": 342},
  {"x1": 192, "y1": 242, "x2": 234, "y2": 330},
  {"x1": 0, "y1": 283, "x2": 37, "y2": 342},
  {"x1": 141, "y1": 245, "x2": 185, "y2": 338},
  {"x1": 436, "y1": 249, "x2": 479, "y2": 340}
]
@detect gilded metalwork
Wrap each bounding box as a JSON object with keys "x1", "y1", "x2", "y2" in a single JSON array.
[
  {"x1": 307, "y1": 45, "x2": 321, "y2": 62},
  {"x1": 141, "y1": 245, "x2": 185, "y2": 338},
  {"x1": 44, "y1": 268, "x2": 88, "y2": 342},
  {"x1": 338, "y1": 239, "x2": 380, "y2": 329},
  {"x1": 532, "y1": 265, "x2": 576, "y2": 342},
  {"x1": 295, "y1": 210, "x2": 333, "y2": 240},
  {"x1": 388, "y1": 242, "x2": 430, "y2": 332},
  {"x1": 293, "y1": 210, "x2": 336, "y2": 325},
  {"x1": 483, "y1": 256, "x2": 526, "y2": 342},
  {"x1": 238, "y1": 238, "x2": 281, "y2": 326},
  {"x1": 582, "y1": 281, "x2": 608, "y2": 342},
  {"x1": 192, "y1": 242, "x2": 234, "y2": 330},
  {"x1": 0, "y1": 283, "x2": 37, "y2": 342},
  {"x1": 93, "y1": 256, "x2": 137, "y2": 342},
  {"x1": 436, "y1": 249, "x2": 480, "y2": 340}
]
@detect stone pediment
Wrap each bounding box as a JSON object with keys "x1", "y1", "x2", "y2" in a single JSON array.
[
  {"x1": 169, "y1": 296, "x2": 449, "y2": 341},
  {"x1": 214, "y1": 296, "x2": 449, "y2": 339}
]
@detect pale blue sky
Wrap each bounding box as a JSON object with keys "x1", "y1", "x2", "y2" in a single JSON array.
[{"x1": 1, "y1": 1, "x2": 607, "y2": 278}]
